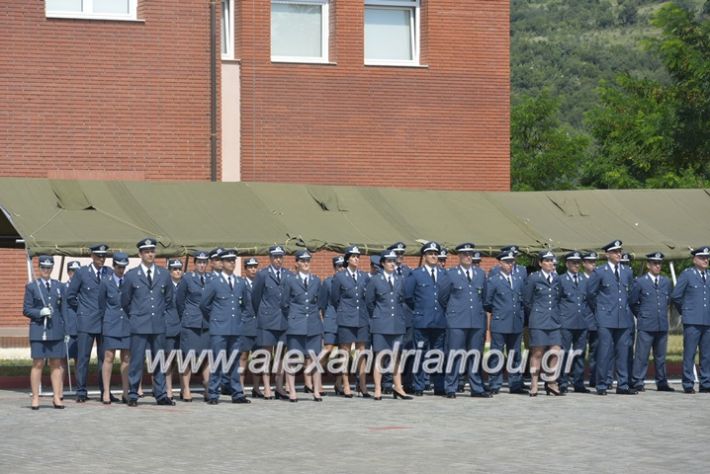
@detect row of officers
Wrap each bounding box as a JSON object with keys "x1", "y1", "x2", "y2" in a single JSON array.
[{"x1": 23, "y1": 238, "x2": 710, "y2": 409}]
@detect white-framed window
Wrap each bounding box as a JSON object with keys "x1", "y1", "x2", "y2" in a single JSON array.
[
  {"x1": 271, "y1": 0, "x2": 329, "y2": 63},
  {"x1": 364, "y1": 0, "x2": 420, "y2": 66},
  {"x1": 45, "y1": 0, "x2": 138, "y2": 21},
  {"x1": 221, "y1": 0, "x2": 235, "y2": 60}
]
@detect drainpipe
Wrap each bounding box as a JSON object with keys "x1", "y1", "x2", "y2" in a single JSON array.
[{"x1": 210, "y1": 0, "x2": 218, "y2": 182}]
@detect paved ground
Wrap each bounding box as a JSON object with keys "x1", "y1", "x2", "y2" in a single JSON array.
[{"x1": 1, "y1": 383, "x2": 709, "y2": 473}]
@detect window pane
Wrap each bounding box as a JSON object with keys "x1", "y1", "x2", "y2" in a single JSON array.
[
  {"x1": 271, "y1": 3, "x2": 323, "y2": 58},
  {"x1": 46, "y1": 0, "x2": 83, "y2": 12},
  {"x1": 365, "y1": 7, "x2": 412, "y2": 61},
  {"x1": 93, "y1": 0, "x2": 130, "y2": 14},
  {"x1": 222, "y1": 0, "x2": 231, "y2": 56}
]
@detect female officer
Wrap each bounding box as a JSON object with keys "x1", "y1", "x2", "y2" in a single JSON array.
[
  {"x1": 281, "y1": 250, "x2": 323, "y2": 402},
  {"x1": 175, "y1": 251, "x2": 211, "y2": 402},
  {"x1": 319, "y1": 255, "x2": 345, "y2": 395},
  {"x1": 523, "y1": 250, "x2": 564, "y2": 396},
  {"x1": 97, "y1": 252, "x2": 131, "y2": 404},
  {"x1": 23, "y1": 255, "x2": 66, "y2": 409},
  {"x1": 366, "y1": 249, "x2": 412, "y2": 400},
  {"x1": 330, "y1": 246, "x2": 370, "y2": 397},
  {"x1": 164, "y1": 258, "x2": 184, "y2": 400}
]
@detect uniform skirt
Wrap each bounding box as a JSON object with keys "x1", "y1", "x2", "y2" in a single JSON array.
[
  {"x1": 338, "y1": 325, "x2": 369, "y2": 345},
  {"x1": 286, "y1": 334, "x2": 322, "y2": 356},
  {"x1": 323, "y1": 332, "x2": 338, "y2": 346},
  {"x1": 103, "y1": 335, "x2": 130, "y2": 350},
  {"x1": 372, "y1": 333, "x2": 404, "y2": 353},
  {"x1": 181, "y1": 327, "x2": 209, "y2": 355},
  {"x1": 529, "y1": 328, "x2": 562, "y2": 348},
  {"x1": 258, "y1": 328, "x2": 286, "y2": 348},
  {"x1": 238, "y1": 335, "x2": 257, "y2": 353},
  {"x1": 164, "y1": 335, "x2": 180, "y2": 353},
  {"x1": 31, "y1": 339, "x2": 65, "y2": 359}
]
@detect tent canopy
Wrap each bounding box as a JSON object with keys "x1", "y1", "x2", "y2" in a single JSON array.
[{"x1": 0, "y1": 178, "x2": 708, "y2": 259}]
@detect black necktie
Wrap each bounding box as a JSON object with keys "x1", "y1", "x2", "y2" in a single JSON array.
[
  {"x1": 702, "y1": 272, "x2": 707, "y2": 284},
  {"x1": 229, "y1": 276, "x2": 234, "y2": 290},
  {"x1": 119, "y1": 278, "x2": 123, "y2": 288},
  {"x1": 97, "y1": 268, "x2": 101, "y2": 283},
  {"x1": 466, "y1": 270, "x2": 472, "y2": 283},
  {"x1": 431, "y1": 268, "x2": 436, "y2": 283},
  {"x1": 388, "y1": 276, "x2": 394, "y2": 290},
  {"x1": 276, "y1": 271, "x2": 281, "y2": 284},
  {"x1": 654, "y1": 277, "x2": 659, "y2": 288},
  {"x1": 303, "y1": 277, "x2": 308, "y2": 290},
  {"x1": 147, "y1": 268, "x2": 153, "y2": 287},
  {"x1": 352, "y1": 272, "x2": 357, "y2": 283},
  {"x1": 614, "y1": 265, "x2": 619, "y2": 282},
  {"x1": 573, "y1": 274, "x2": 578, "y2": 287},
  {"x1": 45, "y1": 281, "x2": 51, "y2": 293},
  {"x1": 200, "y1": 275, "x2": 205, "y2": 287},
  {"x1": 508, "y1": 276, "x2": 513, "y2": 289},
  {"x1": 547, "y1": 274, "x2": 552, "y2": 284},
  {"x1": 397, "y1": 267, "x2": 402, "y2": 276}
]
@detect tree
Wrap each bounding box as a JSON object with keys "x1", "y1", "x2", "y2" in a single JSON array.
[
  {"x1": 584, "y1": 3, "x2": 710, "y2": 188},
  {"x1": 511, "y1": 91, "x2": 590, "y2": 191}
]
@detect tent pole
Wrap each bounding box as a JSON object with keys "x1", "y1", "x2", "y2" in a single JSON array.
[{"x1": 669, "y1": 261, "x2": 677, "y2": 285}]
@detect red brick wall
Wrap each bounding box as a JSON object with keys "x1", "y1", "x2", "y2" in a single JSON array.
[
  {"x1": 237, "y1": 0, "x2": 510, "y2": 191},
  {"x1": 0, "y1": 0, "x2": 217, "y2": 181}
]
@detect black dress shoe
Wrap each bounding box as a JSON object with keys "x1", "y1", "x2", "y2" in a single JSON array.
[
  {"x1": 288, "y1": 397, "x2": 298, "y2": 403},
  {"x1": 559, "y1": 386, "x2": 568, "y2": 394},
  {"x1": 303, "y1": 385, "x2": 314, "y2": 394},
  {"x1": 383, "y1": 388, "x2": 393, "y2": 395},
  {"x1": 699, "y1": 387, "x2": 710, "y2": 393},
  {"x1": 76, "y1": 396, "x2": 87, "y2": 403},
  {"x1": 616, "y1": 388, "x2": 637, "y2": 395},
  {"x1": 357, "y1": 389, "x2": 372, "y2": 398},
  {"x1": 373, "y1": 396, "x2": 382, "y2": 401},
  {"x1": 597, "y1": 389, "x2": 607, "y2": 396},
  {"x1": 31, "y1": 405, "x2": 39, "y2": 411},
  {"x1": 433, "y1": 390, "x2": 447, "y2": 396},
  {"x1": 207, "y1": 399, "x2": 219, "y2": 405},
  {"x1": 393, "y1": 390, "x2": 413, "y2": 400},
  {"x1": 684, "y1": 387, "x2": 696, "y2": 394},
  {"x1": 445, "y1": 392, "x2": 456, "y2": 399},
  {"x1": 232, "y1": 396, "x2": 251, "y2": 404},
  {"x1": 529, "y1": 392, "x2": 538, "y2": 397},
  {"x1": 510, "y1": 387, "x2": 529, "y2": 395},
  {"x1": 109, "y1": 393, "x2": 120, "y2": 403},
  {"x1": 573, "y1": 386, "x2": 591, "y2": 394},
  {"x1": 251, "y1": 389, "x2": 264, "y2": 399},
  {"x1": 470, "y1": 391, "x2": 492, "y2": 398},
  {"x1": 121, "y1": 396, "x2": 128, "y2": 404},
  {"x1": 488, "y1": 388, "x2": 500, "y2": 395},
  {"x1": 127, "y1": 399, "x2": 138, "y2": 407},
  {"x1": 102, "y1": 400, "x2": 111, "y2": 405},
  {"x1": 313, "y1": 396, "x2": 324, "y2": 402},
  {"x1": 657, "y1": 385, "x2": 676, "y2": 392},
  {"x1": 413, "y1": 390, "x2": 424, "y2": 396},
  {"x1": 53, "y1": 402, "x2": 65, "y2": 409},
  {"x1": 183, "y1": 397, "x2": 193, "y2": 402},
  {"x1": 342, "y1": 392, "x2": 354, "y2": 399},
  {"x1": 157, "y1": 398, "x2": 177, "y2": 406},
  {"x1": 633, "y1": 386, "x2": 646, "y2": 392}
]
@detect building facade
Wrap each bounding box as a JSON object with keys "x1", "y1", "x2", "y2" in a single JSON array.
[{"x1": 0, "y1": 0, "x2": 509, "y2": 327}]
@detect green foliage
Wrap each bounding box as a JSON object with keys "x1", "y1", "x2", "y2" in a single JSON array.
[{"x1": 511, "y1": 91, "x2": 590, "y2": 191}]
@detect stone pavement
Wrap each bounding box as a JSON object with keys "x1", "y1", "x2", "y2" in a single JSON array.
[{"x1": 1, "y1": 384, "x2": 709, "y2": 473}]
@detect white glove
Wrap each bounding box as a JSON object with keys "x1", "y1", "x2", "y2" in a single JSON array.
[{"x1": 39, "y1": 307, "x2": 52, "y2": 317}]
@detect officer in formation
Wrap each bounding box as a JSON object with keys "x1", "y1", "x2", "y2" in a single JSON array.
[
  {"x1": 365, "y1": 249, "x2": 411, "y2": 400},
  {"x1": 97, "y1": 252, "x2": 130, "y2": 404},
  {"x1": 23, "y1": 255, "x2": 66, "y2": 409},
  {"x1": 200, "y1": 248, "x2": 251, "y2": 404},
  {"x1": 164, "y1": 258, "x2": 184, "y2": 400},
  {"x1": 280, "y1": 250, "x2": 323, "y2": 402},
  {"x1": 404, "y1": 242, "x2": 448, "y2": 396},
  {"x1": 439, "y1": 243, "x2": 490, "y2": 398},
  {"x1": 175, "y1": 250, "x2": 211, "y2": 402},
  {"x1": 557, "y1": 251, "x2": 591, "y2": 394},
  {"x1": 241, "y1": 257, "x2": 262, "y2": 397},
  {"x1": 581, "y1": 251, "x2": 599, "y2": 387},
  {"x1": 67, "y1": 244, "x2": 113, "y2": 402},
  {"x1": 672, "y1": 246, "x2": 710, "y2": 393},
  {"x1": 586, "y1": 240, "x2": 636, "y2": 395},
  {"x1": 523, "y1": 250, "x2": 563, "y2": 397},
  {"x1": 319, "y1": 256, "x2": 345, "y2": 395},
  {"x1": 389, "y1": 242, "x2": 413, "y2": 393},
  {"x1": 63, "y1": 260, "x2": 81, "y2": 383},
  {"x1": 121, "y1": 238, "x2": 175, "y2": 406},
  {"x1": 630, "y1": 252, "x2": 675, "y2": 392},
  {"x1": 331, "y1": 245, "x2": 371, "y2": 397},
  {"x1": 252, "y1": 245, "x2": 291, "y2": 399}
]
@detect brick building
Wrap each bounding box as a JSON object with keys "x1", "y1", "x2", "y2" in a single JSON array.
[{"x1": 0, "y1": 0, "x2": 509, "y2": 328}]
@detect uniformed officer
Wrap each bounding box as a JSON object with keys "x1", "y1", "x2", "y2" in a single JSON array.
[
  {"x1": 175, "y1": 250, "x2": 211, "y2": 402},
  {"x1": 489, "y1": 245, "x2": 528, "y2": 280},
  {"x1": 523, "y1": 250, "x2": 563, "y2": 397},
  {"x1": 671, "y1": 246, "x2": 710, "y2": 394},
  {"x1": 208, "y1": 247, "x2": 225, "y2": 277},
  {"x1": 200, "y1": 248, "x2": 251, "y2": 404},
  {"x1": 403, "y1": 241, "x2": 448, "y2": 396},
  {"x1": 370, "y1": 255, "x2": 381, "y2": 277},
  {"x1": 239, "y1": 257, "x2": 260, "y2": 397},
  {"x1": 389, "y1": 242, "x2": 413, "y2": 393},
  {"x1": 364, "y1": 250, "x2": 410, "y2": 400},
  {"x1": 582, "y1": 251, "x2": 599, "y2": 387},
  {"x1": 23, "y1": 255, "x2": 66, "y2": 409},
  {"x1": 439, "y1": 243, "x2": 490, "y2": 398},
  {"x1": 620, "y1": 252, "x2": 636, "y2": 378},
  {"x1": 557, "y1": 251, "x2": 591, "y2": 394},
  {"x1": 63, "y1": 260, "x2": 81, "y2": 380},
  {"x1": 66, "y1": 243, "x2": 113, "y2": 403},
  {"x1": 389, "y1": 242, "x2": 411, "y2": 279},
  {"x1": 319, "y1": 255, "x2": 345, "y2": 395},
  {"x1": 164, "y1": 258, "x2": 184, "y2": 401},
  {"x1": 252, "y1": 245, "x2": 292, "y2": 399},
  {"x1": 438, "y1": 248, "x2": 448, "y2": 268},
  {"x1": 630, "y1": 252, "x2": 675, "y2": 392},
  {"x1": 586, "y1": 240, "x2": 636, "y2": 395},
  {"x1": 97, "y1": 252, "x2": 131, "y2": 404},
  {"x1": 280, "y1": 250, "x2": 323, "y2": 402},
  {"x1": 483, "y1": 250, "x2": 527, "y2": 394},
  {"x1": 330, "y1": 245, "x2": 371, "y2": 397},
  {"x1": 121, "y1": 238, "x2": 175, "y2": 406}
]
